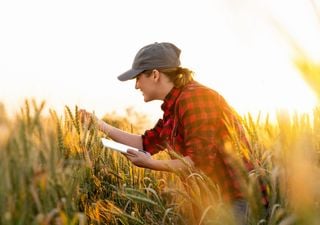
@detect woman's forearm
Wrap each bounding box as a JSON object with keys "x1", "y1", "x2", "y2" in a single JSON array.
[
  {"x1": 98, "y1": 120, "x2": 194, "y2": 173},
  {"x1": 98, "y1": 120, "x2": 143, "y2": 150},
  {"x1": 146, "y1": 156, "x2": 194, "y2": 172}
]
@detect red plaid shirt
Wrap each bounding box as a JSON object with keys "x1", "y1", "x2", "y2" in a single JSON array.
[{"x1": 142, "y1": 81, "x2": 253, "y2": 201}]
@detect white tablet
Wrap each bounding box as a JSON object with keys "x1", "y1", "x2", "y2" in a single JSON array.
[{"x1": 101, "y1": 138, "x2": 139, "y2": 154}]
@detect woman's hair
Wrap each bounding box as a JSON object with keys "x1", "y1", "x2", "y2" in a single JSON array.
[{"x1": 144, "y1": 67, "x2": 194, "y2": 88}]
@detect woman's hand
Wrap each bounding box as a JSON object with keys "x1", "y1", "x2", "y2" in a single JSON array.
[
  {"x1": 126, "y1": 149, "x2": 194, "y2": 172},
  {"x1": 78, "y1": 109, "x2": 98, "y2": 125},
  {"x1": 78, "y1": 109, "x2": 112, "y2": 134},
  {"x1": 125, "y1": 149, "x2": 152, "y2": 168}
]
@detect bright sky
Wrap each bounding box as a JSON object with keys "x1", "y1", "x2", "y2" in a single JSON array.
[{"x1": 0, "y1": 0, "x2": 319, "y2": 124}]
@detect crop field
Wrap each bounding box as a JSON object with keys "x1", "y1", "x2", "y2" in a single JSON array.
[
  {"x1": 0, "y1": 96, "x2": 319, "y2": 225},
  {"x1": 1, "y1": 1, "x2": 319, "y2": 224}
]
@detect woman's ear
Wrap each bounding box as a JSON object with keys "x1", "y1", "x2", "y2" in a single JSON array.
[{"x1": 152, "y1": 69, "x2": 161, "y2": 82}]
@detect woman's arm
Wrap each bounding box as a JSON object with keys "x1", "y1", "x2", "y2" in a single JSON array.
[
  {"x1": 126, "y1": 149, "x2": 194, "y2": 172},
  {"x1": 79, "y1": 109, "x2": 143, "y2": 150},
  {"x1": 98, "y1": 120, "x2": 143, "y2": 150},
  {"x1": 79, "y1": 109, "x2": 194, "y2": 173}
]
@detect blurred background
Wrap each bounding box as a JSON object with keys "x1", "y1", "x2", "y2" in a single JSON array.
[{"x1": 0, "y1": 0, "x2": 319, "y2": 124}]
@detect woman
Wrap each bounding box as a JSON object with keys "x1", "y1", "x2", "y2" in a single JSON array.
[{"x1": 81, "y1": 42, "x2": 256, "y2": 224}]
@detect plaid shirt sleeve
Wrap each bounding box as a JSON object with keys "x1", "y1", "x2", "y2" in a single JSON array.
[{"x1": 141, "y1": 119, "x2": 165, "y2": 155}]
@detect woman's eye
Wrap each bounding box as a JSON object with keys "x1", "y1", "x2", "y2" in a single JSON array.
[{"x1": 136, "y1": 74, "x2": 142, "y2": 81}]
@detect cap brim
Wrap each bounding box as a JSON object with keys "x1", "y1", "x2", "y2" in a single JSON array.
[{"x1": 117, "y1": 68, "x2": 144, "y2": 81}]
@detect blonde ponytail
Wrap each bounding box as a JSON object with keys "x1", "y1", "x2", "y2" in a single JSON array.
[{"x1": 160, "y1": 67, "x2": 194, "y2": 88}]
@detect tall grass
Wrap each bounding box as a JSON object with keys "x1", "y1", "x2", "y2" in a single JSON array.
[
  {"x1": 0, "y1": 100, "x2": 86, "y2": 225},
  {"x1": 0, "y1": 101, "x2": 188, "y2": 225},
  {"x1": 1, "y1": 98, "x2": 320, "y2": 224},
  {"x1": 244, "y1": 110, "x2": 320, "y2": 225}
]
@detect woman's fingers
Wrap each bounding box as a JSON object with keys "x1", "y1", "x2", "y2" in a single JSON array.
[
  {"x1": 78, "y1": 109, "x2": 94, "y2": 125},
  {"x1": 126, "y1": 149, "x2": 139, "y2": 157}
]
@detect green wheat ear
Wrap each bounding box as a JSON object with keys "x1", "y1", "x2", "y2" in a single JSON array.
[
  {"x1": 75, "y1": 105, "x2": 80, "y2": 133},
  {"x1": 65, "y1": 105, "x2": 80, "y2": 135},
  {"x1": 22, "y1": 99, "x2": 31, "y2": 127},
  {"x1": 50, "y1": 109, "x2": 65, "y2": 154}
]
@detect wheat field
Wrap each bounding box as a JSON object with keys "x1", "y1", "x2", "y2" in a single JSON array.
[
  {"x1": 0, "y1": 93, "x2": 319, "y2": 225},
  {"x1": 1, "y1": 41, "x2": 320, "y2": 224}
]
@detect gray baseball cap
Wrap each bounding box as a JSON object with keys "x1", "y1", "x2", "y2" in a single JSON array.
[{"x1": 117, "y1": 42, "x2": 181, "y2": 81}]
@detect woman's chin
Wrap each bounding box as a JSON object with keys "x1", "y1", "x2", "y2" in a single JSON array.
[{"x1": 143, "y1": 96, "x2": 152, "y2": 102}]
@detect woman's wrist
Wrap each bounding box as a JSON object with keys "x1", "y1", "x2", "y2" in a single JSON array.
[
  {"x1": 146, "y1": 159, "x2": 169, "y2": 171},
  {"x1": 98, "y1": 120, "x2": 113, "y2": 136}
]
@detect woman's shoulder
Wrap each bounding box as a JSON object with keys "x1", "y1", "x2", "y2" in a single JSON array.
[
  {"x1": 177, "y1": 81, "x2": 230, "y2": 111},
  {"x1": 181, "y1": 81, "x2": 220, "y2": 98}
]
